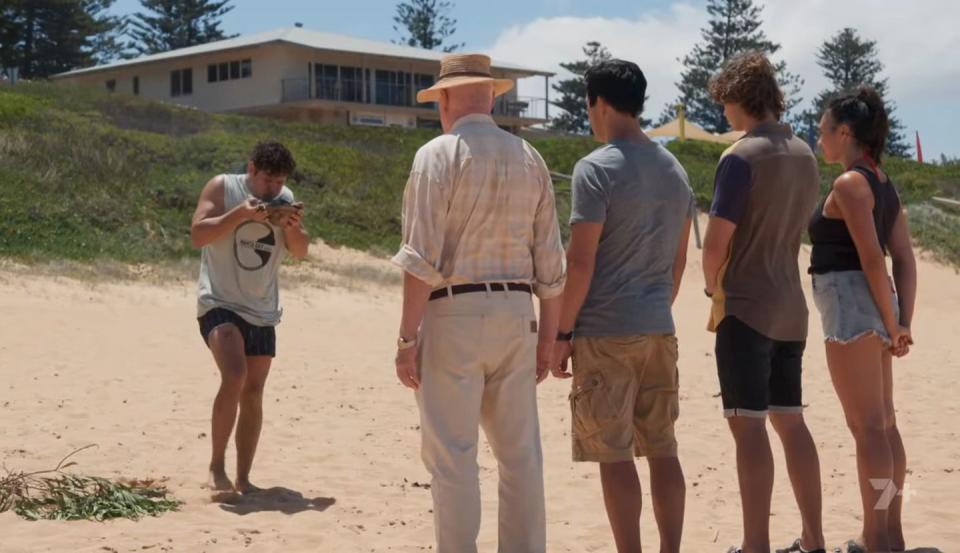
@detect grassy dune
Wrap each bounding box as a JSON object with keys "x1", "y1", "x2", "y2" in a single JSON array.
[{"x1": 1, "y1": 82, "x2": 957, "y2": 266}]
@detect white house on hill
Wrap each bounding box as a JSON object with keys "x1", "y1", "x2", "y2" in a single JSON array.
[{"x1": 51, "y1": 27, "x2": 554, "y2": 132}]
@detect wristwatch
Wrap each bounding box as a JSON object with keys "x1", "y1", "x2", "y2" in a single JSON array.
[
  {"x1": 397, "y1": 335, "x2": 418, "y2": 350},
  {"x1": 556, "y1": 330, "x2": 574, "y2": 342}
]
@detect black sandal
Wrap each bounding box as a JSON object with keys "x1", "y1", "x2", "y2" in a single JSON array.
[
  {"x1": 835, "y1": 540, "x2": 866, "y2": 553},
  {"x1": 778, "y1": 537, "x2": 826, "y2": 553}
]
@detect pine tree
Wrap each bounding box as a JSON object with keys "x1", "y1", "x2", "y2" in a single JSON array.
[
  {"x1": 0, "y1": 0, "x2": 125, "y2": 78},
  {"x1": 663, "y1": 0, "x2": 803, "y2": 133},
  {"x1": 85, "y1": 0, "x2": 130, "y2": 64},
  {"x1": 0, "y1": 1, "x2": 19, "y2": 72},
  {"x1": 550, "y1": 42, "x2": 611, "y2": 134},
  {"x1": 392, "y1": 0, "x2": 463, "y2": 52},
  {"x1": 549, "y1": 42, "x2": 652, "y2": 134},
  {"x1": 128, "y1": 0, "x2": 235, "y2": 55},
  {"x1": 813, "y1": 28, "x2": 910, "y2": 157}
]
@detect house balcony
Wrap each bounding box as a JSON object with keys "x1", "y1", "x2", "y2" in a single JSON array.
[{"x1": 277, "y1": 77, "x2": 548, "y2": 129}]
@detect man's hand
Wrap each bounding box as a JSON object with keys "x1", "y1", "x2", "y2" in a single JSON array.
[
  {"x1": 551, "y1": 340, "x2": 573, "y2": 379},
  {"x1": 536, "y1": 339, "x2": 554, "y2": 384},
  {"x1": 395, "y1": 347, "x2": 420, "y2": 390},
  {"x1": 238, "y1": 198, "x2": 268, "y2": 222},
  {"x1": 284, "y1": 206, "x2": 304, "y2": 229}
]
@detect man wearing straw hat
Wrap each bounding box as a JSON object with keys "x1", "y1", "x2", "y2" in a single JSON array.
[{"x1": 392, "y1": 53, "x2": 566, "y2": 553}]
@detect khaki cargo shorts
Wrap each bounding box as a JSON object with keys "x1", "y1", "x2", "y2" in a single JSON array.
[{"x1": 569, "y1": 334, "x2": 680, "y2": 462}]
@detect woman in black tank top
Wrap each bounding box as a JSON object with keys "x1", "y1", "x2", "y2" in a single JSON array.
[
  {"x1": 809, "y1": 165, "x2": 901, "y2": 274},
  {"x1": 809, "y1": 86, "x2": 917, "y2": 553}
]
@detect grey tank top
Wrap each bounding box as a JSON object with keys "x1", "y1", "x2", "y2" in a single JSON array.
[{"x1": 196, "y1": 174, "x2": 293, "y2": 326}]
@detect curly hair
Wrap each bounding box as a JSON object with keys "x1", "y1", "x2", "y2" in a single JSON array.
[
  {"x1": 250, "y1": 141, "x2": 296, "y2": 176},
  {"x1": 708, "y1": 51, "x2": 785, "y2": 120}
]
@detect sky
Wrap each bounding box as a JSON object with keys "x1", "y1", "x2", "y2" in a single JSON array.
[{"x1": 111, "y1": 0, "x2": 960, "y2": 160}]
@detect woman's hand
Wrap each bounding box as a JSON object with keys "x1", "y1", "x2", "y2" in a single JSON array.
[{"x1": 889, "y1": 326, "x2": 913, "y2": 358}]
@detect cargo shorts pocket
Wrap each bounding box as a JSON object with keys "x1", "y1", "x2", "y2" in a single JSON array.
[
  {"x1": 569, "y1": 370, "x2": 631, "y2": 441},
  {"x1": 569, "y1": 373, "x2": 607, "y2": 439}
]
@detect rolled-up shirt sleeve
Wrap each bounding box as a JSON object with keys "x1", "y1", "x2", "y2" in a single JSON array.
[
  {"x1": 391, "y1": 154, "x2": 448, "y2": 287},
  {"x1": 530, "y1": 154, "x2": 566, "y2": 299}
]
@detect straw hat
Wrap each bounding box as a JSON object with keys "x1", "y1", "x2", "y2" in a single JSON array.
[{"x1": 416, "y1": 53, "x2": 514, "y2": 103}]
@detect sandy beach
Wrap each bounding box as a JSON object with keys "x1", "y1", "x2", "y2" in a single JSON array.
[{"x1": 1, "y1": 236, "x2": 958, "y2": 552}]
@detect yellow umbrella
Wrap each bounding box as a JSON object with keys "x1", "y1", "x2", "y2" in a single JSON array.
[{"x1": 646, "y1": 118, "x2": 736, "y2": 145}]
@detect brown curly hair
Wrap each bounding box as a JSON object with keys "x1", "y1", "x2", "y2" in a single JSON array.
[
  {"x1": 708, "y1": 50, "x2": 785, "y2": 120},
  {"x1": 250, "y1": 141, "x2": 296, "y2": 176}
]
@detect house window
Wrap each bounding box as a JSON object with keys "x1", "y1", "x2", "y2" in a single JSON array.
[
  {"x1": 171, "y1": 68, "x2": 192, "y2": 97},
  {"x1": 375, "y1": 70, "x2": 411, "y2": 107},
  {"x1": 312, "y1": 64, "x2": 365, "y2": 102},
  {"x1": 414, "y1": 73, "x2": 434, "y2": 90},
  {"x1": 105, "y1": 79, "x2": 116, "y2": 92},
  {"x1": 209, "y1": 59, "x2": 252, "y2": 83},
  {"x1": 133, "y1": 76, "x2": 139, "y2": 95},
  {"x1": 340, "y1": 66, "x2": 363, "y2": 102},
  {"x1": 314, "y1": 64, "x2": 338, "y2": 100}
]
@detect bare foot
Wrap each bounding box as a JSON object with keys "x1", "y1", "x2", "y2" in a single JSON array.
[
  {"x1": 236, "y1": 480, "x2": 263, "y2": 495},
  {"x1": 207, "y1": 469, "x2": 235, "y2": 492}
]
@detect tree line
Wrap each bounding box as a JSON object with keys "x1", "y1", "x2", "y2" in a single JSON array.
[
  {"x1": 0, "y1": 0, "x2": 910, "y2": 156},
  {"x1": 0, "y1": 0, "x2": 459, "y2": 77},
  {"x1": 550, "y1": 0, "x2": 910, "y2": 157}
]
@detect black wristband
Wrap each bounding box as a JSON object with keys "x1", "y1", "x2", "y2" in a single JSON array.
[{"x1": 556, "y1": 331, "x2": 574, "y2": 342}]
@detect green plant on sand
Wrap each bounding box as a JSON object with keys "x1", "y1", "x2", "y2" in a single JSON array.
[{"x1": 0, "y1": 445, "x2": 182, "y2": 521}]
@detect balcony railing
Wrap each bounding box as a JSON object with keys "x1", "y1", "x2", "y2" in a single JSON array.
[
  {"x1": 493, "y1": 96, "x2": 549, "y2": 120},
  {"x1": 281, "y1": 77, "x2": 548, "y2": 121},
  {"x1": 282, "y1": 77, "x2": 414, "y2": 106}
]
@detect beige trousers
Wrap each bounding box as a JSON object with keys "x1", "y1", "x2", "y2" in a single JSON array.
[{"x1": 416, "y1": 290, "x2": 546, "y2": 553}]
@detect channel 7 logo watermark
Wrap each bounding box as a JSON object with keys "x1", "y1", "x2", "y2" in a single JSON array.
[{"x1": 870, "y1": 479, "x2": 917, "y2": 509}]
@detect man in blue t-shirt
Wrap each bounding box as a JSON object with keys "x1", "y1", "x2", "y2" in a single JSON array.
[{"x1": 552, "y1": 60, "x2": 694, "y2": 553}]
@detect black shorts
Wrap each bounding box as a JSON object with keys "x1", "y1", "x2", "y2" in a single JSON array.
[
  {"x1": 715, "y1": 316, "x2": 804, "y2": 418},
  {"x1": 198, "y1": 308, "x2": 276, "y2": 357}
]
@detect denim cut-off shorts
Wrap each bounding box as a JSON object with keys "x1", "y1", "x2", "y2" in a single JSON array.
[{"x1": 812, "y1": 270, "x2": 900, "y2": 346}]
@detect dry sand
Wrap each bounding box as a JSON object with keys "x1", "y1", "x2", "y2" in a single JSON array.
[{"x1": 1, "y1": 238, "x2": 958, "y2": 552}]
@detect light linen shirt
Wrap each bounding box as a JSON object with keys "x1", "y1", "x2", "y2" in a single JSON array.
[{"x1": 391, "y1": 113, "x2": 566, "y2": 299}]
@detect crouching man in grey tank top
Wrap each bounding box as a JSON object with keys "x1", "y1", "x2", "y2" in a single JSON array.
[{"x1": 190, "y1": 141, "x2": 309, "y2": 494}]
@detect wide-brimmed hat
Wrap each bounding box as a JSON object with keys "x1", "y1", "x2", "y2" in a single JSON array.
[{"x1": 416, "y1": 53, "x2": 514, "y2": 103}]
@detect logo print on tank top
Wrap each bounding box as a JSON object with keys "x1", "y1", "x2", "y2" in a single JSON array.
[{"x1": 234, "y1": 221, "x2": 276, "y2": 271}]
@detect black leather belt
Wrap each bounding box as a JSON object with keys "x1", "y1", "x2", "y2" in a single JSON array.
[{"x1": 429, "y1": 282, "x2": 532, "y2": 301}]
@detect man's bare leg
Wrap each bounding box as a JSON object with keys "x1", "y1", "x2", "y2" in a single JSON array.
[
  {"x1": 728, "y1": 416, "x2": 774, "y2": 553},
  {"x1": 235, "y1": 355, "x2": 272, "y2": 494},
  {"x1": 648, "y1": 456, "x2": 685, "y2": 553},
  {"x1": 769, "y1": 413, "x2": 825, "y2": 551},
  {"x1": 207, "y1": 324, "x2": 248, "y2": 491},
  {"x1": 600, "y1": 461, "x2": 643, "y2": 553}
]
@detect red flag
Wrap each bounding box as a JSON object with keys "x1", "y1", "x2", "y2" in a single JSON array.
[{"x1": 916, "y1": 131, "x2": 924, "y2": 163}]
